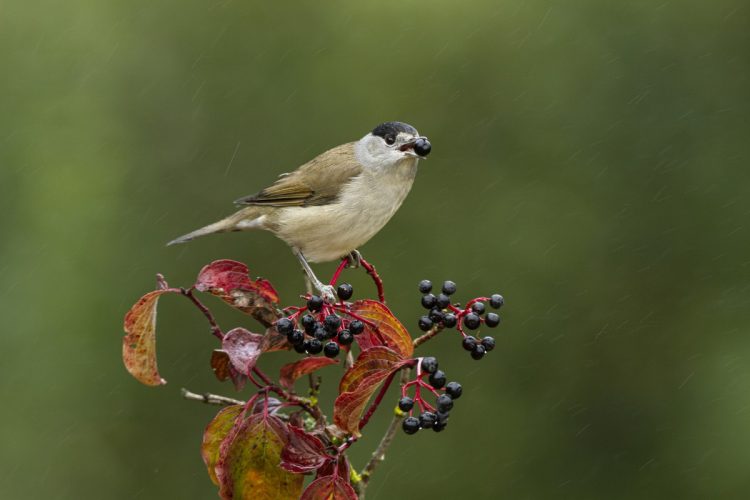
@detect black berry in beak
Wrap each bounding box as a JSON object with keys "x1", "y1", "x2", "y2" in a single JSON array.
[{"x1": 414, "y1": 138, "x2": 431, "y2": 157}]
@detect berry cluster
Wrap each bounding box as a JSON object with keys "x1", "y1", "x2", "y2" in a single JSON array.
[
  {"x1": 399, "y1": 356, "x2": 462, "y2": 435},
  {"x1": 416, "y1": 280, "x2": 504, "y2": 360},
  {"x1": 275, "y1": 283, "x2": 364, "y2": 358}
]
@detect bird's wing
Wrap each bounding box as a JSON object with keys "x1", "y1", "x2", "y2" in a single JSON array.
[{"x1": 234, "y1": 142, "x2": 362, "y2": 207}]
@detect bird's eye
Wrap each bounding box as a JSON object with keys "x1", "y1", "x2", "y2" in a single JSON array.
[{"x1": 385, "y1": 136, "x2": 396, "y2": 145}]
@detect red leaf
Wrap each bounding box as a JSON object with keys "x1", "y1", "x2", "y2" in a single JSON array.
[
  {"x1": 122, "y1": 289, "x2": 178, "y2": 386},
  {"x1": 195, "y1": 259, "x2": 280, "y2": 326},
  {"x1": 300, "y1": 475, "x2": 357, "y2": 500},
  {"x1": 279, "y1": 357, "x2": 339, "y2": 389},
  {"x1": 261, "y1": 325, "x2": 292, "y2": 353},
  {"x1": 201, "y1": 405, "x2": 243, "y2": 485},
  {"x1": 333, "y1": 346, "x2": 409, "y2": 437},
  {"x1": 280, "y1": 426, "x2": 330, "y2": 474},
  {"x1": 221, "y1": 328, "x2": 264, "y2": 375},
  {"x1": 316, "y1": 456, "x2": 350, "y2": 480},
  {"x1": 216, "y1": 412, "x2": 303, "y2": 500},
  {"x1": 349, "y1": 300, "x2": 414, "y2": 358}
]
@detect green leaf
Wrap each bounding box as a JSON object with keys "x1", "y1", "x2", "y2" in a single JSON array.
[{"x1": 216, "y1": 412, "x2": 303, "y2": 500}]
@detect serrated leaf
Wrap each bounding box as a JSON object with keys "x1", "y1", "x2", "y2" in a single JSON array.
[
  {"x1": 202, "y1": 405, "x2": 243, "y2": 485},
  {"x1": 300, "y1": 475, "x2": 357, "y2": 500},
  {"x1": 122, "y1": 289, "x2": 177, "y2": 386},
  {"x1": 333, "y1": 346, "x2": 408, "y2": 437},
  {"x1": 349, "y1": 300, "x2": 413, "y2": 358},
  {"x1": 195, "y1": 259, "x2": 280, "y2": 326},
  {"x1": 216, "y1": 413, "x2": 303, "y2": 500},
  {"x1": 279, "y1": 357, "x2": 339, "y2": 389},
  {"x1": 222, "y1": 328, "x2": 264, "y2": 376},
  {"x1": 280, "y1": 426, "x2": 330, "y2": 474}
]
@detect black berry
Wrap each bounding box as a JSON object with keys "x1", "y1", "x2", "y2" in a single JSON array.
[
  {"x1": 418, "y1": 280, "x2": 432, "y2": 293},
  {"x1": 462, "y1": 336, "x2": 477, "y2": 351},
  {"x1": 402, "y1": 416, "x2": 420, "y2": 435},
  {"x1": 421, "y1": 293, "x2": 437, "y2": 309},
  {"x1": 443, "y1": 313, "x2": 457, "y2": 328},
  {"x1": 429, "y1": 308, "x2": 444, "y2": 323},
  {"x1": 313, "y1": 326, "x2": 328, "y2": 341},
  {"x1": 307, "y1": 295, "x2": 324, "y2": 312},
  {"x1": 432, "y1": 420, "x2": 447, "y2": 432},
  {"x1": 437, "y1": 293, "x2": 451, "y2": 309},
  {"x1": 349, "y1": 320, "x2": 365, "y2": 335},
  {"x1": 445, "y1": 381, "x2": 462, "y2": 399},
  {"x1": 442, "y1": 280, "x2": 457, "y2": 296},
  {"x1": 419, "y1": 411, "x2": 437, "y2": 429},
  {"x1": 463, "y1": 313, "x2": 481, "y2": 330},
  {"x1": 287, "y1": 329, "x2": 304, "y2": 346},
  {"x1": 276, "y1": 318, "x2": 294, "y2": 335},
  {"x1": 490, "y1": 294, "x2": 504, "y2": 309},
  {"x1": 301, "y1": 314, "x2": 317, "y2": 333},
  {"x1": 418, "y1": 316, "x2": 433, "y2": 332},
  {"x1": 293, "y1": 343, "x2": 307, "y2": 353},
  {"x1": 421, "y1": 356, "x2": 439, "y2": 374},
  {"x1": 337, "y1": 283, "x2": 353, "y2": 301},
  {"x1": 413, "y1": 137, "x2": 431, "y2": 157},
  {"x1": 398, "y1": 396, "x2": 414, "y2": 412},
  {"x1": 481, "y1": 336, "x2": 496, "y2": 352},
  {"x1": 471, "y1": 302, "x2": 486, "y2": 315},
  {"x1": 305, "y1": 338, "x2": 323, "y2": 354},
  {"x1": 485, "y1": 312, "x2": 501, "y2": 328},
  {"x1": 323, "y1": 342, "x2": 340, "y2": 358},
  {"x1": 471, "y1": 344, "x2": 486, "y2": 360},
  {"x1": 337, "y1": 329, "x2": 354, "y2": 345},
  {"x1": 437, "y1": 394, "x2": 454, "y2": 412},
  {"x1": 429, "y1": 370, "x2": 446, "y2": 389},
  {"x1": 324, "y1": 314, "x2": 341, "y2": 333}
]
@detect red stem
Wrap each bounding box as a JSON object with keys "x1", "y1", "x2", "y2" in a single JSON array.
[
  {"x1": 359, "y1": 369, "x2": 398, "y2": 431},
  {"x1": 180, "y1": 287, "x2": 223, "y2": 340},
  {"x1": 329, "y1": 259, "x2": 348, "y2": 287},
  {"x1": 359, "y1": 257, "x2": 385, "y2": 303}
]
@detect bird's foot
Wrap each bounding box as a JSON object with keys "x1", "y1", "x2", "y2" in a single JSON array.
[
  {"x1": 346, "y1": 250, "x2": 362, "y2": 269},
  {"x1": 318, "y1": 284, "x2": 337, "y2": 303}
]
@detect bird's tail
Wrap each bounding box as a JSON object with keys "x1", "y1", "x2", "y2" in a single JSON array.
[{"x1": 166, "y1": 208, "x2": 265, "y2": 246}]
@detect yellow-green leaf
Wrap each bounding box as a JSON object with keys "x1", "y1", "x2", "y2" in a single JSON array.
[
  {"x1": 216, "y1": 413, "x2": 303, "y2": 500},
  {"x1": 202, "y1": 405, "x2": 243, "y2": 485}
]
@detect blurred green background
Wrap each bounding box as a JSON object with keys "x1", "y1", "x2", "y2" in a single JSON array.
[{"x1": 1, "y1": 0, "x2": 749, "y2": 498}]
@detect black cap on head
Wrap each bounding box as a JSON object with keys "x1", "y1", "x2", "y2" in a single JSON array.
[{"x1": 372, "y1": 121, "x2": 418, "y2": 142}]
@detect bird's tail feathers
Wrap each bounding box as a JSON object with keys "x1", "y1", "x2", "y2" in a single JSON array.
[
  {"x1": 166, "y1": 218, "x2": 235, "y2": 246},
  {"x1": 167, "y1": 207, "x2": 267, "y2": 246}
]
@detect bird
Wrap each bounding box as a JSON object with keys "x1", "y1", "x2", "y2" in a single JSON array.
[{"x1": 168, "y1": 121, "x2": 431, "y2": 301}]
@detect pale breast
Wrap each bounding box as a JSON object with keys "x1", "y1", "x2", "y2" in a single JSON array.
[{"x1": 271, "y1": 159, "x2": 418, "y2": 262}]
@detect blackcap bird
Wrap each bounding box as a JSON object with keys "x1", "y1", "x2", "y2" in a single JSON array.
[{"x1": 168, "y1": 121, "x2": 431, "y2": 301}]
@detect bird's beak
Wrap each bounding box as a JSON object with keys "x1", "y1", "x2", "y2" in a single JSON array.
[{"x1": 399, "y1": 137, "x2": 430, "y2": 159}]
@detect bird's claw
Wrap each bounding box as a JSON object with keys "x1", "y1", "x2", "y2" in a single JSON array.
[
  {"x1": 346, "y1": 250, "x2": 362, "y2": 269},
  {"x1": 318, "y1": 284, "x2": 337, "y2": 303}
]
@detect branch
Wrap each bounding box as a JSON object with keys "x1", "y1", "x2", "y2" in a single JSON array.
[
  {"x1": 181, "y1": 388, "x2": 244, "y2": 406},
  {"x1": 181, "y1": 287, "x2": 224, "y2": 340},
  {"x1": 413, "y1": 323, "x2": 445, "y2": 348},
  {"x1": 355, "y1": 367, "x2": 411, "y2": 499}
]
